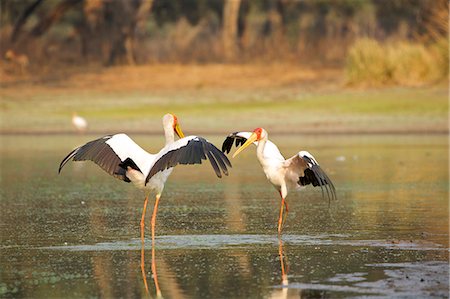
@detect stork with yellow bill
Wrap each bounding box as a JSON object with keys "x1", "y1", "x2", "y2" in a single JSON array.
[
  {"x1": 222, "y1": 128, "x2": 336, "y2": 234},
  {"x1": 59, "y1": 114, "x2": 231, "y2": 242}
]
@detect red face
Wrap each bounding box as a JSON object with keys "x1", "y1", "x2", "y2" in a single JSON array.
[
  {"x1": 171, "y1": 114, "x2": 178, "y2": 128},
  {"x1": 253, "y1": 127, "x2": 263, "y2": 140}
]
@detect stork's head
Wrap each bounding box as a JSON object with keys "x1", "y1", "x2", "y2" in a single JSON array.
[
  {"x1": 232, "y1": 127, "x2": 267, "y2": 158},
  {"x1": 252, "y1": 127, "x2": 268, "y2": 140},
  {"x1": 163, "y1": 113, "x2": 185, "y2": 138}
]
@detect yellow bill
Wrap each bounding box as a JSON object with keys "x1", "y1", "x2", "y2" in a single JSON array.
[
  {"x1": 232, "y1": 132, "x2": 258, "y2": 158},
  {"x1": 174, "y1": 123, "x2": 185, "y2": 138}
]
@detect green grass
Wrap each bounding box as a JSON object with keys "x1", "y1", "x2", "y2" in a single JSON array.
[
  {"x1": 1, "y1": 85, "x2": 448, "y2": 133},
  {"x1": 298, "y1": 88, "x2": 447, "y2": 115}
]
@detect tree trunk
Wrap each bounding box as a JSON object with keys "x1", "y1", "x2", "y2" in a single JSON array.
[
  {"x1": 222, "y1": 0, "x2": 241, "y2": 61},
  {"x1": 10, "y1": 0, "x2": 44, "y2": 43},
  {"x1": 30, "y1": 0, "x2": 83, "y2": 37},
  {"x1": 131, "y1": 0, "x2": 154, "y2": 64},
  {"x1": 104, "y1": 0, "x2": 132, "y2": 66},
  {"x1": 77, "y1": 0, "x2": 105, "y2": 62},
  {"x1": 136, "y1": 0, "x2": 154, "y2": 34}
]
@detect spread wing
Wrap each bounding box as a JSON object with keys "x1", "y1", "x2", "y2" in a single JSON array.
[
  {"x1": 221, "y1": 132, "x2": 253, "y2": 154},
  {"x1": 58, "y1": 133, "x2": 153, "y2": 182},
  {"x1": 146, "y1": 136, "x2": 231, "y2": 184},
  {"x1": 285, "y1": 151, "x2": 337, "y2": 201},
  {"x1": 221, "y1": 131, "x2": 285, "y2": 161}
]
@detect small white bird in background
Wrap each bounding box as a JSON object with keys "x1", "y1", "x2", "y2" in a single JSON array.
[
  {"x1": 222, "y1": 128, "x2": 336, "y2": 234},
  {"x1": 72, "y1": 112, "x2": 88, "y2": 133}
]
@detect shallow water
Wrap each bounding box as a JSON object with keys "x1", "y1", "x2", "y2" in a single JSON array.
[{"x1": 1, "y1": 134, "x2": 448, "y2": 298}]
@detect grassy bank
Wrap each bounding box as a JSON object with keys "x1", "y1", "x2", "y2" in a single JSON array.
[{"x1": 1, "y1": 64, "x2": 448, "y2": 134}]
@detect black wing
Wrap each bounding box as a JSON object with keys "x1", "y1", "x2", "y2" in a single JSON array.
[
  {"x1": 221, "y1": 132, "x2": 249, "y2": 154},
  {"x1": 146, "y1": 137, "x2": 232, "y2": 184},
  {"x1": 58, "y1": 135, "x2": 132, "y2": 182},
  {"x1": 298, "y1": 154, "x2": 337, "y2": 201}
]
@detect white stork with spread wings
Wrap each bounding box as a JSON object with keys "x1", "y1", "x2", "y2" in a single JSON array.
[
  {"x1": 59, "y1": 114, "x2": 231, "y2": 242},
  {"x1": 222, "y1": 128, "x2": 336, "y2": 234}
]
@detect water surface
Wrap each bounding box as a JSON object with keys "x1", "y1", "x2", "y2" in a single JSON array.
[{"x1": 1, "y1": 134, "x2": 448, "y2": 298}]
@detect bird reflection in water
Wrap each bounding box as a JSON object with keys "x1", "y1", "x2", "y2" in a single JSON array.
[
  {"x1": 270, "y1": 238, "x2": 290, "y2": 299},
  {"x1": 141, "y1": 240, "x2": 162, "y2": 298},
  {"x1": 139, "y1": 238, "x2": 296, "y2": 298},
  {"x1": 278, "y1": 239, "x2": 288, "y2": 287}
]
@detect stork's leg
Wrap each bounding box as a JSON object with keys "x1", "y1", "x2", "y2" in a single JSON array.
[
  {"x1": 281, "y1": 199, "x2": 289, "y2": 229},
  {"x1": 150, "y1": 194, "x2": 161, "y2": 244},
  {"x1": 278, "y1": 197, "x2": 286, "y2": 234},
  {"x1": 140, "y1": 195, "x2": 149, "y2": 243},
  {"x1": 150, "y1": 193, "x2": 162, "y2": 297}
]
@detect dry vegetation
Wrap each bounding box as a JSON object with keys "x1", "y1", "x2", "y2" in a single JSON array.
[
  {"x1": 346, "y1": 38, "x2": 448, "y2": 87},
  {"x1": 47, "y1": 64, "x2": 341, "y2": 91}
]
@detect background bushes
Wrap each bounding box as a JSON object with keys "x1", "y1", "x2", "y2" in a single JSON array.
[{"x1": 346, "y1": 37, "x2": 448, "y2": 86}]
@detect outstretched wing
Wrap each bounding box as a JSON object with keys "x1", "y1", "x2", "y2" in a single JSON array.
[
  {"x1": 221, "y1": 132, "x2": 253, "y2": 154},
  {"x1": 222, "y1": 131, "x2": 285, "y2": 161},
  {"x1": 285, "y1": 151, "x2": 337, "y2": 201},
  {"x1": 58, "y1": 133, "x2": 153, "y2": 182},
  {"x1": 146, "y1": 136, "x2": 231, "y2": 184}
]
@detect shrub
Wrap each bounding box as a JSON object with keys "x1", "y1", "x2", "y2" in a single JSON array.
[
  {"x1": 388, "y1": 42, "x2": 436, "y2": 86},
  {"x1": 345, "y1": 37, "x2": 448, "y2": 86},
  {"x1": 430, "y1": 37, "x2": 449, "y2": 79},
  {"x1": 345, "y1": 38, "x2": 392, "y2": 86}
]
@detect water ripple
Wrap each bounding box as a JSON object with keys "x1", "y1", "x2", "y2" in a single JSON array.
[{"x1": 39, "y1": 234, "x2": 447, "y2": 251}]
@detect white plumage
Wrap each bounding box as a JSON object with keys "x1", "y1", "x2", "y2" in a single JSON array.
[
  {"x1": 222, "y1": 128, "x2": 336, "y2": 234},
  {"x1": 104, "y1": 133, "x2": 154, "y2": 183},
  {"x1": 72, "y1": 112, "x2": 88, "y2": 132},
  {"x1": 60, "y1": 114, "x2": 231, "y2": 241}
]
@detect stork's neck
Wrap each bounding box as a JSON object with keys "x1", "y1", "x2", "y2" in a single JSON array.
[
  {"x1": 256, "y1": 137, "x2": 267, "y2": 163},
  {"x1": 163, "y1": 124, "x2": 175, "y2": 145}
]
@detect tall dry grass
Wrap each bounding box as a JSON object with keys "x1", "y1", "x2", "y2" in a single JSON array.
[{"x1": 346, "y1": 37, "x2": 449, "y2": 86}]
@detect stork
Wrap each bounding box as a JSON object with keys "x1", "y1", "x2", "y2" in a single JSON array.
[
  {"x1": 222, "y1": 128, "x2": 336, "y2": 234},
  {"x1": 59, "y1": 114, "x2": 231, "y2": 242}
]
